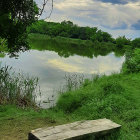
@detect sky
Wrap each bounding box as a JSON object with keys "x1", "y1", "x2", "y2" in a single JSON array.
[{"x1": 35, "y1": 0, "x2": 140, "y2": 39}]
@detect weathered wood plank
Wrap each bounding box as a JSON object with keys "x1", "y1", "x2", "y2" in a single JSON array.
[{"x1": 28, "y1": 118, "x2": 121, "y2": 140}]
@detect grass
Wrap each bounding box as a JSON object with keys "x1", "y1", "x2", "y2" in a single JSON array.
[
  {"x1": 0, "y1": 104, "x2": 69, "y2": 140},
  {"x1": 28, "y1": 33, "x2": 123, "y2": 58},
  {"x1": 60, "y1": 73, "x2": 85, "y2": 92},
  {"x1": 28, "y1": 33, "x2": 94, "y2": 51},
  {"x1": 0, "y1": 66, "x2": 40, "y2": 107},
  {"x1": 0, "y1": 73, "x2": 140, "y2": 139},
  {"x1": 0, "y1": 36, "x2": 139, "y2": 139},
  {"x1": 28, "y1": 33, "x2": 93, "y2": 44},
  {"x1": 56, "y1": 73, "x2": 140, "y2": 139}
]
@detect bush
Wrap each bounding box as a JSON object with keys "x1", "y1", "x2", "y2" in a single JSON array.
[
  {"x1": 122, "y1": 48, "x2": 140, "y2": 73},
  {"x1": 116, "y1": 36, "x2": 130, "y2": 48},
  {"x1": 132, "y1": 38, "x2": 140, "y2": 49}
]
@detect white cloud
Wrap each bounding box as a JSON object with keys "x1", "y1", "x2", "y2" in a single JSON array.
[
  {"x1": 36, "y1": 0, "x2": 140, "y2": 38},
  {"x1": 45, "y1": 53, "x2": 125, "y2": 75},
  {"x1": 53, "y1": 0, "x2": 140, "y2": 28},
  {"x1": 48, "y1": 59, "x2": 84, "y2": 73}
]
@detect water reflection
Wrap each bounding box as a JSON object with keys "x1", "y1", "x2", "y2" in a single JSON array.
[
  {"x1": 30, "y1": 37, "x2": 126, "y2": 58},
  {"x1": 0, "y1": 39, "x2": 125, "y2": 108}
]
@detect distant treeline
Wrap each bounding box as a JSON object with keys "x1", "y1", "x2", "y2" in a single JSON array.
[
  {"x1": 27, "y1": 20, "x2": 140, "y2": 51},
  {"x1": 28, "y1": 20, "x2": 129, "y2": 45},
  {"x1": 29, "y1": 34, "x2": 123, "y2": 58}
]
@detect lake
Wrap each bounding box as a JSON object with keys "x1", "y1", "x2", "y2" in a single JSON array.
[{"x1": 0, "y1": 38, "x2": 125, "y2": 108}]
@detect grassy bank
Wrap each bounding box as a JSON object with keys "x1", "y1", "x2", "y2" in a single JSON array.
[
  {"x1": 0, "y1": 73, "x2": 140, "y2": 139},
  {"x1": 28, "y1": 33, "x2": 94, "y2": 49},
  {"x1": 0, "y1": 36, "x2": 140, "y2": 139},
  {"x1": 56, "y1": 73, "x2": 140, "y2": 139},
  {"x1": 28, "y1": 33, "x2": 125, "y2": 58}
]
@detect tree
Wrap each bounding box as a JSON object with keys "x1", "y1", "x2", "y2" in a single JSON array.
[
  {"x1": 0, "y1": 0, "x2": 50, "y2": 56},
  {"x1": 132, "y1": 38, "x2": 140, "y2": 49},
  {"x1": 115, "y1": 36, "x2": 130, "y2": 48}
]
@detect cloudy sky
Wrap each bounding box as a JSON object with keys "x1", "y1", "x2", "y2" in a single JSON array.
[{"x1": 35, "y1": 0, "x2": 140, "y2": 39}]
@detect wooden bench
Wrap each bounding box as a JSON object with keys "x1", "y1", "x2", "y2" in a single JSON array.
[{"x1": 28, "y1": 118, "x2": 121, "y2": 140}]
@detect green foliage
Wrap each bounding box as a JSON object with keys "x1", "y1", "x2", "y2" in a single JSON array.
[
  {"x1": 63, "y1": 74, "x2": 84, "y2": 92},
  {"x1": 0, "y1": 38, "x2": 7, "y2": 57},
  {"x1": 102, "y1": 81, "x2": 124, "y2": 96},
  {"x1": 0, "y1": 53, "x2": 5, "y2": 58},
  {"x1": 56, "y1": 73, "x2": 140, "y2": 139},
  {"x1": 132, "y1": 38, "x2": 140, "y2": 49},
  {"x1": 122, "y1": 48, "x2": 140, "y2": 73},
  {"x1": 115, "y1": 36, "x2": 131, "y2": 48},
  {"x1": 57, "y1": 75, "x2": 126, "y2": 114},
  {"x1": 28, "y1": 21, "x2": 134, "y2": 57},
  {"x1": 0, "y1": 0, "x2": 39, "y2": 55},
  {"x1": 91, "y1": 30, "x2": 113, "y2": 42},
  {"x1": 28, "y1": 20, "x2": 113, "y2": 42},
  {"x1": 29, "y1": 33, "x2": 125, "y2": 58},
  {"x1": 0, "y1": 73, "x2": 140, "y2": 139},
  {"x1": 0, "y1": 66, "x2": 40, "y2": 107}
]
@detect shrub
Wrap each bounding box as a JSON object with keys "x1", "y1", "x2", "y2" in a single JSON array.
[
  {"x1": 116, "y1": 36, "x2": 131, "y2": 48},
  {"x1": 122, "y1": 48, "x2": 140, "y2": 73},
  {"x1": 132, "y1": 38, "x2": 140, "y2": 49}
]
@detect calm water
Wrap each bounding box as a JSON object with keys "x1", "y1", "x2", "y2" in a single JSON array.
[{"x1": 0, "y1": 40, "x2": 125, "y2": 108}]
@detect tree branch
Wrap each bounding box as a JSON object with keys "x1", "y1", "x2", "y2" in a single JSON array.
[
  {"x1": 39, "y1": 0, "x2": 49, "y2": 17},
  {"x1": 38, "y1": 0, "x2": 53, "y2": 18},
  {"x1": 47, "y1": 0, "x2": 53, "y2": 19}
]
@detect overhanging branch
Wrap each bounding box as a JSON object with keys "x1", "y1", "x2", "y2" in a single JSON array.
[{"x1": 38, "y1": 0, "x2": 53, "y2": 18}]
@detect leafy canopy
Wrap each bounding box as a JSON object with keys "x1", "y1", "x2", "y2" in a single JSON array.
[
  {"x1": 28, "y1": 20, "x2": 114, "y2": 42},
  {"x1": 0, "y1": 0, "x2": 39, "y2": 55}
]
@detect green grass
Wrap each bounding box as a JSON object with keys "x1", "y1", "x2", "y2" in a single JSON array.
[
  {"x1": 0, "y1": 73, "x2": 140, "y2": 139},
  {"x1": 0, "y1": 36, "x2": 139, "y2": 139},
  {"x1": 56, "y1": 73, "x2": 140, "y2": 139},
  {"x1": 0, "y1": 104, "x2": 68, "y2": 140},
  {"x1": 0, "y1": 66, "x2": 40, "y2": 107},
  {"x1": 28, "y1": 33, "x2": 125, "y2": 59}
]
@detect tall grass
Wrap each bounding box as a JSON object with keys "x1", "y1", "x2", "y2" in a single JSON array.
[
  {"x1": 58, "y1": 74, "x2": 101, "y2": 96},
  {"x1": 55, "y1": 73, "x2": 140, "y2": 139},
  {"x1": 0, "y1": 66, "x2": 40, "y2": 107},
  {"x1": 63, "y1": 74, "x2": 84, "y2": 92}
]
